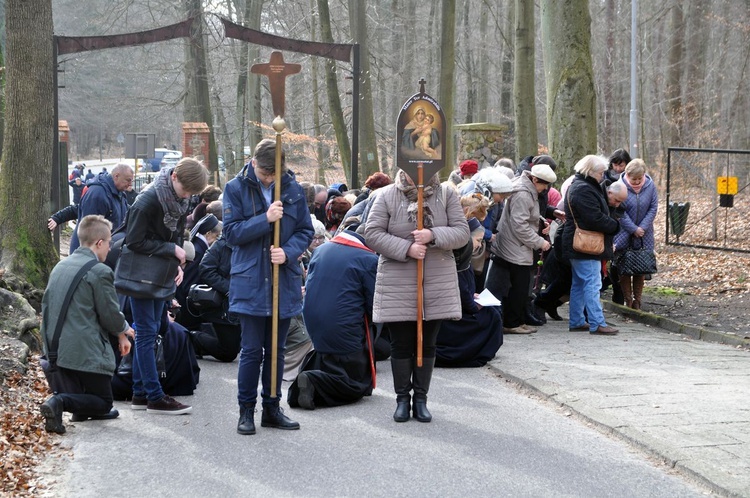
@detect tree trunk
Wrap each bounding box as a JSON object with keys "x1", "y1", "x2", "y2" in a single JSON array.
[
  {"x1": 348, "y1": 0, "x2": 379, "y2": 184},
  {"x1": 500, "y1": 0, "x2": 514, "y2": 118},
  {"x1": 666, "y1": 0, "x2": 685, "y2": 146},
  {"x1": 183, "y1": 1, "x2": 218, "y2": 176},
  {"x1": 540, "y1": 0, "x2": 598, "y2": 174},
  {"x1": 513, "y1": 0, "x2": 537, "y2": 162},
  {"x1": 462, "y1": 0, "x2": 474, "y2": 124},
  {"x1": 247, "y1": 0, "x2": 264, "y2": 153},
  {"x1": 439, "y1": 0, "x2": 457, "y2": 178},
  {"x1": 476, "y1": 4, "x2": 489, "y2": 123},
  {"x1": 0, "y1": 0, "x2": 58, "y2": 286},
  {"x1": 601, "y1": 0, "x2": 615, "y2": 152},
  {"x1": 318, "y1": 0, "x2": 352, "y2": 182},
  {"x1": 309, "y1": 0, "x2": 325, "y2": 178}
]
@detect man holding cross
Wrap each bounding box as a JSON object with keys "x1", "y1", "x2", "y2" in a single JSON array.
[{"x1": 223, "y1": 139, "x2": 313, "y2": 435}]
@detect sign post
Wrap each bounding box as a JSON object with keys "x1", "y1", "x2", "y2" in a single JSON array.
[
  {"x1": 395, "y1": 79, "x2": 446, "y2": 367},
  {"x1": 250, "y1": 51, "x2": 301, "y2": 398}
]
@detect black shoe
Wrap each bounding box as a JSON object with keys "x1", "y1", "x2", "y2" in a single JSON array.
[
  {"x1": 524, "y1": 308, "x2": 545, "y2": 326},
  {"x1": 237, "y1": 404, "x2": 256, "y2": 435},
  {"x1": 393, "y1": 394, "x2": 410, "y2": 422},
  {"x1": 412, "y1": 394, "x2": 432, "y2": 423},
  {"x1": 296, "y1": 372, "x2": 316, "y2": 410},
  {"x1": 70, "y1": 408, "x2": 120, "y2": 422},
  {"x1": 261, "y1": 405, "x2": 300, "y2": 430},
  {"x1": 41, "y1": 396, "x2": 66, "y2": 434},
  {"x1": 535, "y1": 299, "x2": 563, "y2": 321}
]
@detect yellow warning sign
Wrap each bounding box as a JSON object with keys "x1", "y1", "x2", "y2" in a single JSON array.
[{"x1": 717, "y1": 176, "x2": 738, "y2": 195}]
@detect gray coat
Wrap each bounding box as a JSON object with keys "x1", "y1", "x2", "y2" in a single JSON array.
[
  {"x1": 365, "y1": 183, "x2": 470, "y2": 322},
  {"x1": 494, "y1": 171, "x2": 546, "y2": 266},
  {"x1": 41, "y1": 247, "x2": 129, "y2": 376}
]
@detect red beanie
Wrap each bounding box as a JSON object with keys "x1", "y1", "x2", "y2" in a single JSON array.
[{"x1": 459, "y1": 160, "x2": 479, "y2": 176}]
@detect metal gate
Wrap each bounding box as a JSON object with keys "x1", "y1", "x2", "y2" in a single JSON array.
[{"x1": 666, "y1": 147, "x2": 750, "y2": 253}]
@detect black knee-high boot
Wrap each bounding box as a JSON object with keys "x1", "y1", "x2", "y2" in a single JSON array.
[
  {"x1": 391, "y1": 358, "x2": 412, "y2": 422},
  {"x1": 412, "y1": 357, "x2": 435, "y2": 423}
]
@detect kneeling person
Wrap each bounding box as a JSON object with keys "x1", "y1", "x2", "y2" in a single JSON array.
[
  {"x1": 288, "y1": 230, "x2": 378, "y2": 409},
  {"x1": 40, "y1": 215, "x2": 134, "y2": 434}
]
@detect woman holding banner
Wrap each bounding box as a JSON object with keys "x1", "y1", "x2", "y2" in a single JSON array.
[{"x1": 365, "y1": 170, "x2": 469, "y2": 423}]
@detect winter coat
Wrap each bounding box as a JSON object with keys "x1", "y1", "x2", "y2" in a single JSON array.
[
  {"x1": 365, "y1": 183, "x2": 470, "y2": 323},
  {"x1": 493, "y1": 172, "x2": 547, "y2": 266},
  {"x1": 222, "y1": 164, "x2": 314, "y2": 319},
  {"x1": 561, "y1": 174, "x2": 620, "y2": 261},
  {"x1": 70, "y1": 172, "x2": 129, "y2": 251},
  {"x1": 303, "y1": 232, "x2": 378, "y2": 354},
  {"x1": 613, "y1": 174, "x2": 658, "y2": 252},
  {"x1": 41, "y1": 247, "x2": 129, "y2": 376},
  {"x1": 124, "y1": 187, "x2": 184, "y2": 261},
  {"x1": 198, "y1": 235, "x2": 238, "y2": 325}
]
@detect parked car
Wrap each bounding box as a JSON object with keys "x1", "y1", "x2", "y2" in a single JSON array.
[
  {"x1": 142, "y1": 148, "x2": 175, "y2": 172},
  {"x1": 160, "y1": 151, "x2": 182, "y2": 170}
]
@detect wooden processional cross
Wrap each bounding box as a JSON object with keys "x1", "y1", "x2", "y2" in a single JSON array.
[{"x1": 250, "y1": 52, "x2": 301, "y2": 399}]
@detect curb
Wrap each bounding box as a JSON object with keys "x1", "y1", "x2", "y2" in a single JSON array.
[{"x1": 602, "y1": 300, "x2": 750, "y2": 348}]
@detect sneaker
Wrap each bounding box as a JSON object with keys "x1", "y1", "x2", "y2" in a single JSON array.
[
  {"x1": 146, "y1": 395, "x2": 192, "y2": 415},
  {"x1": 131, "y1": 395, "x2": 148, "y2": 411}
]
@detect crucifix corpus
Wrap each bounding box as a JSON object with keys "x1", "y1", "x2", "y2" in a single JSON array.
[{"x1": 250, "y1": 51, "x2": 301, "y2": 398}]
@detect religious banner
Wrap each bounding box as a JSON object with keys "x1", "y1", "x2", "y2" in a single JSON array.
[{"x1": 395, "y1": 80, "x2": 446, "y2": 181}]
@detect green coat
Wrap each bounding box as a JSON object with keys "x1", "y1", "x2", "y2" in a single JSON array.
[{"x1": 41, "y1": 247, "x2": 129, "y2": 376}]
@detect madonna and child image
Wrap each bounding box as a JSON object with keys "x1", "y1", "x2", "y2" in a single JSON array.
[{"x1": 399, "y1": 102, "x2": 442, "y2": 161}]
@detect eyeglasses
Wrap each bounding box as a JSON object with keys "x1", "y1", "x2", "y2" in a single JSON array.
[{"x1": 312, "y1": 235, "x2": 326, "y2": 243}]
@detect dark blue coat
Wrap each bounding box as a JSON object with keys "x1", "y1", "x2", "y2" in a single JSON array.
[
  {"x1": 302, "y1": 232, "x2": 378, "y2": 355},
  {"x1": 70, "y1": 172, "x2": 128, "y2": 251},
  {"x1": 223, "y1": 164, "x2": 313, "y2": 319}
]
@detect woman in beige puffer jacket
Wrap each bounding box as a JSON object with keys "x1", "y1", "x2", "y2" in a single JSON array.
[{"x1": 365, "y1": 170, "x2": 469, "y2": 423}]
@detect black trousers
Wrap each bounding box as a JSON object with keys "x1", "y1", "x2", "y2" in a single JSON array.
[
  {"x1": 388, "y1": 320, "x2": 441, "y2": 360},
  {"x1": 57, "y1": 367, "x2": 114, "y2": 416},
  {"x1": 487, "y1": 258, "x2": 532, "y2": 328}
]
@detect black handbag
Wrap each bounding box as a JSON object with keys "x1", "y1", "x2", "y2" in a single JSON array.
[
  {"x1": 114, "y1": 245, "x2": 179, "y2": 300},
  {"x1": 616, "y1": 238, "x2": 657, "y2": 276},
  {"x1": 116, "y1": 335, "x2": 166, "y2": 379}
]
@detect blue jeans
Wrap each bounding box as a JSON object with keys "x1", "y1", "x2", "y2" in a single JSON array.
[
  {"x1": 237, "y1": 315, "x2": 291, "y2": 406},
  {"x1": 569, "y1": 259, "x2": 607, "y2": 331},
  {"x1": 130, "y1": 298, "x2": 166, "y2": 402}
]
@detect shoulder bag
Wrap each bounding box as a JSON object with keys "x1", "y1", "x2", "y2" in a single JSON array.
[
  {"x1": 114, "y1": 244, "x2": 179, "y2": 300},
  {"x1": 616, "y1": 237, "x2": 657, "y2": 275},
  {"x1": 567, "y1": 189, "x2": 605, "y2": 256}
]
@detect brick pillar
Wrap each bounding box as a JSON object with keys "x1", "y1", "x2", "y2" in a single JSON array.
[
  {"x1": 182, "y1": 122, "x2": 210, "y2": 169},
  {"x1": 59, "y1": 120, "x2": 70, "y2": 144}
]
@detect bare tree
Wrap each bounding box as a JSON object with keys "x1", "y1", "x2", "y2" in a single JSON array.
[
  {"x1": 439, "y1": 0, "x2": 457, "y2": 177},
  {"x1": 513, "y1": 0, "x2": 537, "y2": 161},
  {"x1": 0, "y1": 0, "x2": 58, "y2": 285}
]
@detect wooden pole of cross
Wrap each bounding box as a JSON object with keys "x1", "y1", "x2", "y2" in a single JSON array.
[{"x1": 250, "y1": 51, "x2": 301, "y2": 398}]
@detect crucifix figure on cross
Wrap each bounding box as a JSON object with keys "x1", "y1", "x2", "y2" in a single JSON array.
[{"x1": 251, "y1": 51, "x2": 301, "y2": 119}]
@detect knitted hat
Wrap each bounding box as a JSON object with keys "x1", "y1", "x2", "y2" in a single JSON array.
[
  {"x1": 459, "y1": 160, "x2": 479, "y2": 176},
  {"x1": 532, "y1": 154, "x2": 558, "y2": 170}
]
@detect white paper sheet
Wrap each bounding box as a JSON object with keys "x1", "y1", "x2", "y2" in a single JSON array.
[{"x1": 474, "y1": 288, "x2": 502, "y2": 307}]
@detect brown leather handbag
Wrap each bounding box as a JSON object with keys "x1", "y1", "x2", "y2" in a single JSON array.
[{"x1": 567, "y1": 190, "x2": 605, "y2": 256}]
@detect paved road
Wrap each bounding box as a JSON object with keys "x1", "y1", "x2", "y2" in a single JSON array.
[
  {"x1": 38, "y1": 349, "x2": 705, "y2": 497},
  {"x1": 487, "y1": 307, "x2": 750, "y2": 497}
]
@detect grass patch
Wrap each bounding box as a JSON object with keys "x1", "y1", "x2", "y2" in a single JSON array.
[{"x1": 645, "y1": 286, "x2": 684, "y2": 297}]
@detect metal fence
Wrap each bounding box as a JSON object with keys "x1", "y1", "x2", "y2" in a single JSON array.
[{"x1": 666, "y1": 147, "x2": 750, "y2": 253}]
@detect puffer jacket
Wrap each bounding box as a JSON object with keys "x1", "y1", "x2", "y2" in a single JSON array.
[
  {"x1": 70, "y1": 172, "x2": 129, "y2": 251},
  {"x1": 561, "y1": 174, "x2": 620, "y2": 260},
  {"x1": 365, "y1": 183, "x2": 470, "y2": 322},
  {"x1": 223, "y1": 164, "x2": 313, "y2": 319},
  {"x1": 613, "y1": 174, "x2": 658, "y2": 252},
  {"x1": 493, "y1": 171, "x2": 547, "y2": 266}
]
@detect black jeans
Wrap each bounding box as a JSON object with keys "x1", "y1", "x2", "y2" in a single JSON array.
[
  {"x1": 57, "y1": 367, "x2": 114, "y2": 416},
  {"x1": 388, "y1": 320, "x2": 442, "y2": 360},
  {"x1": 488, "y1": 258, "x2": 532, "y2": 328}
]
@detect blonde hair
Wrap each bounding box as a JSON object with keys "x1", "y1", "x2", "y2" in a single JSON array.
[
  {"x1": 78, "y1": 215, "x2": 112, "y2": 246},
  {"x1": 174, "y1": 157, "x2": 209, "y2": 194},
  {"x1": 460, "y1": 193, "x2": 490, "y2": 222},
  {"x1": 573, "y1": 155, "x2": 608, "y2": 177},
  {"x1": 625, "y1": 158, "x2": 647, "y2": 178}
]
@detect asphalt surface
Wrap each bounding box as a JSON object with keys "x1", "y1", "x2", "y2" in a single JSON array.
[
  {"x1": 36, "y1": 317, "x2": 711, "y2": 497},
  {"x1": 487, "y1": 303, "x2": 750, "y2": 497}
]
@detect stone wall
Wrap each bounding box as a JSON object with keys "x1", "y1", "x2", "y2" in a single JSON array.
[{"x1": 454, "y1": 122, "x2": 514, "y2": 169}]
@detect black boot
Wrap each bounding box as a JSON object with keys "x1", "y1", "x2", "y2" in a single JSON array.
[
  {"x1": 71, "y1": 408, "x2": 120, "y2": 422},
  {"x1": 412, "y1": 357, "x2": 435, "y2": 423},
  {"x1": 261, "y1": 403, "x2": 300, "y2": 430},
  {"x1": 524, "y1": 298, "x2": 546, "y2": 326},
  {"x1": 41, "y1": 395, "x2": 66, "y2": 434},
  {"x1": 391, "y1": 358, "x2": 412, "y2": 422},
  {"x1": 534, "y1": 297, "x2": 563, "y2": 321},
  {"x1": 237, "y1": 403, "x2": 256, "y2": 435}
]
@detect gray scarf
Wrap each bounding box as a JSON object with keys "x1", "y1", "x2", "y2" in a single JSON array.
[
  {"x1": 395, "y1": 169, "x2": 440, "y2": 229},
  {"x1": 151, "y1": 168, "x2": 189, "y2": 231}
]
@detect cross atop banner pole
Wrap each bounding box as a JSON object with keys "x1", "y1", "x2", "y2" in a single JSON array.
[
  {"x1": 251, "y1": 51, "x2": 301, "y2": 119},
  {"x1": 250, "y1": 51, "x2": 301, "y2": 398}
]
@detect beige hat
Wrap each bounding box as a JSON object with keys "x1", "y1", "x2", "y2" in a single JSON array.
[
  {"x1": 183, "y1": 240, "x2": 196, "y2": 262},
  {"x1": 530, "y1": 164, "x2": 557, "y2": 184}
]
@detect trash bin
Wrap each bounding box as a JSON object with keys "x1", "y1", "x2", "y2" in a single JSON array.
[{"x1": 668, "y1": 202, "x2": 690, "y2": 237}]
